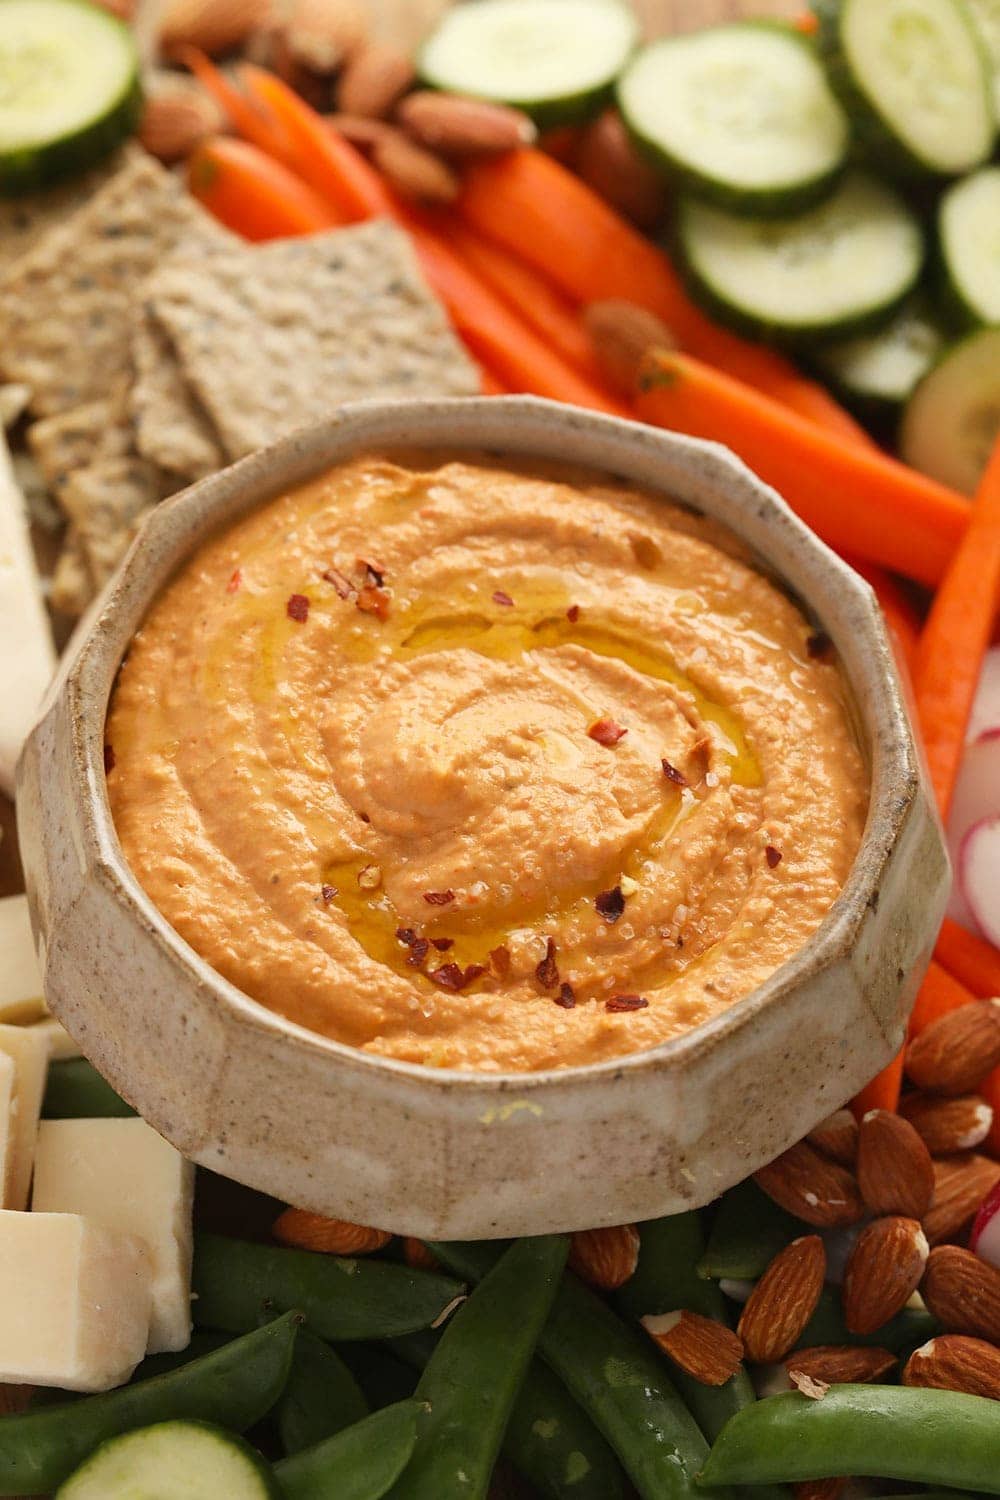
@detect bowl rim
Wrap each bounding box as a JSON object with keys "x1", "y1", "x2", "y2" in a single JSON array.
[{"x1": 45, "y1": 395, "x2": 920, "y2": 1095}]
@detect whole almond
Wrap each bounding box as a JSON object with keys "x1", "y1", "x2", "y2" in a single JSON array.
[
  {"x1": 138, "y1": 75, "x2": 224, "y2": 164},
  {"x1": 284, "y1": 0, "x2": 367, "y2": 75},
  {"x1": 402, "y1": 1237, "x2": 441, "y2": 1272},
  {"x1": 567, "y1": 1224, "x2": 640, "y2": 1290},
  {"x1": 737, "y1": 1235, "x2": 826, "y2": 1362},
  {"x1": 754, "y1": 1140, "x2": 865, "y2": 1228},
  {"x1": 856, "y1": 1108, "x2": 934, "y2": 1219},
  {"x1": 899, "y1": 1092, "x2": 994, "y2": 1154},
  {"x1": 903, "y1": 1334, "x2": 1000, "y2": 1400},
  {"x1": 575, "y1": 108, "x2": 667, "y2": 230},
  {"x1": 327, "y1": 113, "x2": 398, "y2": 153},
  {"x1": 397, "y1": 91, "x2": 536, "y2": 157},
  {"x1": 642, "y1": 1309, "x2": 744, "y2": 1386},
  {"x1": 272, "y1": 1208, "x2": 391, "y2": 1255},
  {"x1": 905, "y1": 999, "x2": 1000, "y2": 1095},
  {"x1": 161, "y1": 0, "x2": 271, "y2": 56},
  {"x1": 923, "y1": 1153, "x2": 1000, "y2": 1246},
  {"x1": 842, "y1": 1216, "x2": 929, "y2": 1335},
  {"x1": 806, "y1": 1109, "x2": 859, "y2": 1167},
  {"x1": 785, "y1": 1344, "x2": 897, "y2": 1385},
  {"x1": 337, "y1": 42, "x2": 415, "y2": 119},
  {"x1": 585, "y1": 300, "x2": 676, "y2": 396},
  {"x1": 372, "y1": 132, "x2": 459, "y2": 204},
  {"x1": 922, "y1": 1243, "x2": 1000, "y2": 1341}
]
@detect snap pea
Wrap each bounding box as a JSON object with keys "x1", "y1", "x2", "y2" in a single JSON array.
[
  {"x1": 794, "y1": 1287, "x2": 937, "y2": 1355},
  {"x1": 193, "y1": 1233, "x2": 463, "y2": 1341},
  {"x1": 130, "y1": 1332, "x2": 232, "y2": 1383},
  {"x1": 339, "y1": 1346, "x2": 419, "y2": 1410},
  {"x1": 278, "y1": 1328, "x2": 369, "y2": 1456},
  {"x1": 430, "y1": 1240, "x2": 719, "y2": 1500},
  {"x1": 41, "y1": 1058, "x2": 134, "y2": 1119},
  {"x1": 391, "y1": 1328, "x2": 629, "y2": 1500},
  {"x1": 0, "y1": 1312, "x2": 299, "y2": 1496},
  {"x1": 698, "y1": 1385, "x2": 1000, "y2": 1492},
  {"x1": 384, "y1": 1235, "x2": 568, "y2": 1499},
  {"x1": 276, "y1": 1400, "x2": 423, "y2": 1500},
  {"x1": 697, "y1": 1183, "x2": 799, "y2": 1282}
]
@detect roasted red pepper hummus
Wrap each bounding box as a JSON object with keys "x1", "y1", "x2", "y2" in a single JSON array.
[{"x1": 106, "y1": 454, "x2": 868, "y2": 1072}]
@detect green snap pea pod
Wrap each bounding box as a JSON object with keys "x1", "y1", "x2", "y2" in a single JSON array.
[
  {"x1": 384, "y1": 1235, "x2": 568, "y2": 1500},
  {"x1": 391, "y1": 1328, "x2": 629, "y2": 1500},
  {"x1": 339, "y1": 1346, "x2": 419, "y2": 1410},
  {"x1": 193, "y1": 1233, "x2": 463, "y2": 1341},
  {"x1": 0, "y1": 1312, "x2": 299, "y2": 1496},
  {"x1": 793, "y1": 1287, "x2": 937, "y2": 1354},
  {"x1": 275, "y1": 1400, "x2": 423, "y2": 1500},
  {"x1": 697, "y1": 1183, "x2": 799, "y2": 1282},
  {"x1": 41, "y1": 1058, "x2": 134, "y2": 1119},
  {"x1": 430, "y1": 1240, "x2": 722, "y2": 1500},
  {"x1": 278, "y1": 1328, "x2": 369, "y2": 1456},
  {"x1": 130, "y1": 1332, "x2": 232, "y2": 1384},
  {"x1": 698, "y1": 1385, "x2": 1000, "y2": 1492}
]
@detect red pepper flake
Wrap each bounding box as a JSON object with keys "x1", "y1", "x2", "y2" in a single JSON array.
[
  {"x1": 536, "y1": 936, "x2": 559, "y2": 990},
  {"x1": 431, "y1": 962, "x2": 485, "y2": 992},
  {"x1": 103, "y1": 744, "x2": 116, "y2": 774},
  {"x1": 490, "y1": 944, "x2": 511, "y2": 978},
  {"x1": 807, "y1": 630, "x2": 832, "y2": 660},
  {"x1": 396, "y1": 927, "x2": 417, "y2": 946},
  {"x1": 322, "y1": 566, "x2": 353, "y2": 600},
  {"x1": 321, "y1": 884, "x2": 337, "y2": 903},
  {"x1": 356, "y1": 584, "x2": 391, "y2": 620},
  {"x1": 492, "y1": 589, "x2": 514, "y2": 607},
  {"x1": 605, "y1": 994, "x2": 649, "y2": 1013},
  {"x1": 661, "y1": 759, "x2": 688, "y2": 787},
  {"x1": 566, "y1": 604, "x2": 580, "y2": 623},
  {"x1": 424, "y1": 889, "x2": 455, "y2": 906},
  {"x1": 407, "y1": 937, "x2": 430, "y2": 968},
  {"x1": 286, "y1": 593, "x2": 310, "y2": 623},
  {"x1": 765, "y1": 845, "x2": 783, "y2": 868},
  {"x1": 588, "y1": 717, "x2": 628, "y2": 747},
  {"x1": 595, "y1": 886, "x2": 625, "y2": 923},
  {"x1": 431, "y1": 937, "x2": 454, "y2": 951},
  {"x1": 226, "y1": 568, "x2": 242, "y2": 594},
  {"x1": 555, "y1": 981, "x2": 576, "y2": 1009},
  {"x1": 357, "y1": 558, "x2": 385, "y2": 588}
]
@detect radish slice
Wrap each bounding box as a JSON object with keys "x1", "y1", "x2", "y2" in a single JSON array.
[
  {"x1": 971, "y1": 1179, "x2": 1000, "y2": 1271},
  {"x1": 961, "y1": 814, "x2": 1000, "y2": 945},
  {"x1": 970, "y1": 647, "x2": 1000, "y2": 744},
  {"x1": 947, "y1": 735, "x2": 1000, "y2": 934}
]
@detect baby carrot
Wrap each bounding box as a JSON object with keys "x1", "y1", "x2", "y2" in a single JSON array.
[
  {"x1": 909, "y1": 961, "x2": 976, "y2": 1034},
  {"x1": 851, "y1": 1049, "x2": 905, "y2": 1118},
  {"x1": 177, "y1": 47, "x2": 288, "y2": 157},
  {"x1": 935, "y1": 919, "x2": 1000, "y2": 998},
  {"x1": 187, "y1": 138, "x2": 345, "y2": 240}
]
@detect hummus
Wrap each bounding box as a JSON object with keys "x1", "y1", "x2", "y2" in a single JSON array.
[{"x1": 106, "y1": 454, "x2": 868, "y2": 1073}]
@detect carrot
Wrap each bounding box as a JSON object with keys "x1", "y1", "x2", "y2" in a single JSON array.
[
  {"x1": 984, "y1": 1069, "x2": 1000, "y2": 1155},
  {"x1": 850, "y1": 558, "x2": 921, "y2": 672},
  {"x1": 187, "y1": 137, "x2": 345, "y2": 240},
  {"x1": 457, "y1": 149, "x2": 867, "y2": 438},
  {"x1": 851, "y1": 1047, "x2": 904, "y2": 1119},
  {"x1": 177, "y1": 47, "x2": 289, "y2": 157},
  {"x1": 913, "y1": 436, "x2": 1000, "y2": 819},
  {"x1": 480, "y1": 368, "x2": 508, "y2": 396},
  {"x1": 935, "y1": 918, "x2": 1000, "y2": 999},
  {"x1": 634, "y1": 350, "x2": 967, "y2": 588},
  {"x1": 794, "y1": 11, "x2": 819, "y2": 33},
  {"x1": 910, "y1": 959, "x2": 976, "y2": 1034}
]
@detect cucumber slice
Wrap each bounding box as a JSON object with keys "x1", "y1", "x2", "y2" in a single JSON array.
[
  {"x1": 900, "y1": 327, "x2": 1000, "y2": 495},
  {"x1": 814, "y1": 0, "x2": 996, "y2": 178},
  {"x1": 939, "y1": 166, "x2": 1000, "y2": 329},
  {"x1": 815, "y1": 298, "x2": 945, "y2": 413},
  {"x1": 55, "y1": 1419, "x2": 280, "y2": 1498},
  {"x1": 676, "y1": 170, "x2": 925, "y2": 345},
  {"x1": 617, "y1": 23, "x2": 849, "y2": 216},
  {"x1": 417, "y1": 0, "x2": 638, "y2": 127},
  {"x1": 0, "y1": 0, "x2": 140, "y2": 196},
  {"x1": 966, "y1": 0, "x2": 1000, "y2": 116}
]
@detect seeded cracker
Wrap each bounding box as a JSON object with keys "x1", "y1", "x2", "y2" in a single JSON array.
[
  {"x1": 130, "y1": 307, "x2": 225, "y2": 482},
  {"x1": 27, "y1": 397, "x2": 121, "y2": 501},
  {"x1": 141, "y1": 219, "x2": 480, "y2": 461},
  {"x1": 0, "y1": 146, "x2": 137, "y2": 286}
]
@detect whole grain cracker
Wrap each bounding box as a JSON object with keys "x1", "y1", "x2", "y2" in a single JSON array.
[
  {"x1": 50, "y1": 530, "x2": 94, "y2": 618},
  {"x1": 0, "y1": 146, "x2": 137, "y2": 287},
  {"x1": 130, "y1": 307, "x2": 225, "y2": 481},
  {"x1": 27, "y1": 398, "x2": 119, "y2": 500}
]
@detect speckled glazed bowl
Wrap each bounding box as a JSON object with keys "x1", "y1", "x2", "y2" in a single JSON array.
[{"x1": 17, "y1": 398, "x2": 949, "y2": 1238}]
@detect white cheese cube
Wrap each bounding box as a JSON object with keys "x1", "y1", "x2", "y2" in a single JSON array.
[
  {"x1": 33, "y1": 1118, "x2": 194, "y2": 1354},
  {"x1": 0, "y1": 895, "x2": 47, "y2": 1024},
  {"x1": 0, "y1": 433, "x2": 56, "y2": 797},
  {"x1": 28, "y1": 1016, "x2": 81, "y2": 1061},
  {"x1": 0, "y1": 1023, "x2": 48, "y2": 1209},
  {"x1": 0, "y1": 1210, "x2": 151, "y2": 1391}
]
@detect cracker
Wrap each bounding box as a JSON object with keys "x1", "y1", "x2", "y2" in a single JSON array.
[
  {"x1": 61, "y1": 449, "x2": 173, "y2": 590},
  {"x1": 0, "y1": 146, "x2": 136, "y2": 286},
  {"x1": 27, "y1": 398, "x2": 118, "y2": 499},
  {"x1": 49, "y1": 530, "x2": 94, "y2": 618},
  {"x1": 130, "y1": 308, "x2": 225, "y2": 481},
  {"x1": 143, "y1": 218, "x2": 479, "y2": 461}
]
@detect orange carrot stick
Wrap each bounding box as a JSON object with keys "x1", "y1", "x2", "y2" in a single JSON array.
[
  {"x1": 984, "y1": 1069, "x2": 1000, "y2": 1154},
  {"x1": 480, "y1": 368, "x2": 508, "y2": 396},
  {"x1": 935, "y1": 918, "x2": 1000, "y2": 998},
  {"x1": 457, "y1": 149, "x2": 867, "y2": 438},
  {"x1": 851, "y1": 1048, "x2": 904, "y2": 1119},
  {"x1": 910, "y1": 959, "x2": 976, "y2": 1034},
  {"x1": 913, "y1": 436, "x2": 1000, "y2": 819},
  {"x1": 850, "y1": 558, "x2": 921, "y2": 671},
  {"x1": 794, "y1": 11, "x2": 819, "y2": 33},
  {"x1": 178, "y1": 47, "x2": 289, "y2": 157},
  {"x1": 634, "y1": 350, "x2": 967, "y2": 588},
  {"x1": 187, "y1": 137, "x2": 345, "y2": 240}
]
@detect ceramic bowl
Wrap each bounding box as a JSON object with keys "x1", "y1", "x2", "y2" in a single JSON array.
[{"x1": 17, "y1": 398, "x2": 949, "y2": 1238}]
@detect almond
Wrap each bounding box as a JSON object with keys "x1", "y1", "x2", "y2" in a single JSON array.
[
  {"x1": 575, "y1": 107, "x2": 667, "y2": 230},
  {"x1": 567, "y1": 1224, "x2": 640, "y2": 1290},
  {"x1": 924, "y1": 1153, "x2": 1000, "y2": 1246},
  {"x1": 272, "y1": 1208, "x2": 391, "y2": 1255},
  {"x1": 585, "y1": 299, "x2": 676, "y2": 396},
  {"x1": 138, "y1": 75, "x2": 225, "y2": 164},
  {"x1": 753, "y1": 1140, "x2": 865, "y2": 1228},
  {"x1": 905, "y1": 999, "x2": 1000, "y2": 1095},
  {"x1": 737, "y1": 1235, "x2": 826, "y2": 1362},
  {"x1": 903, "y1": 1334, "x2": 1000, "y2": 1400},
  {"x1": 336, "y1": 42, "x2": 415, "y2": 119},
  {"x1": 326, "y1": 113, "x2": 398, "y2": 153},
  {"x1": 402, "y1": 1236, "x2": 441, "y2": 1272},
  {"x1": 806, "y1": 1108, "x2": 859, "y2": 1167},
  {"x1": 785, "y1": 1344, "x2": 897, "y2": 1385},
  {"x1": 842, "y1": 1215, "x2": 929, "y2": 1335},
  {"x1": 856, "y1": 1108, "x2": 934, "y2": 1219},
  {"x1": 899, "y1": 1091, "x2": 994, "y2": 1154},
  {"x1": 371, "y1": 132, "x2": 459, "y2": 204},
  {"x1": 921, "y1": 1243, "x2": 1000, "y2": 1341},
  {"x1": 284, "y1": 0, "x2": 367, "y2": 75},
  {"x1": 396, "y1": 91, "x2": 536, "y2": 157},
  {"x1": 161, "y1": 0, "x2": 271, "y2": 57},
  {"x1": 641, "y1": 1309, "x2": 744, "y2": 1386}
]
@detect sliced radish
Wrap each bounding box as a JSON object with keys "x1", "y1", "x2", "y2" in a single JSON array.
[
  {"x1": 969, "y1": 647, "x2": 1000, "y2": 744},
  {"x1": 961, "y1": 814, "x2": 1000, "y2": 946},
  {"x1": 947, "y1": 735, "x2": 1000, "y2": 934},
  {"x1": 971, "y1": 1178, "x2": 1000, "y2": 1271}
]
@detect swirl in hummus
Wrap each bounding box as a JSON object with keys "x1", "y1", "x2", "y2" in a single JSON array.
[{"x1": 106, "y1": 453, "x2": 868, "y2": 1072}]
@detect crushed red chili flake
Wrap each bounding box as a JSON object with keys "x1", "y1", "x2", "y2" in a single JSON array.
[
  {"x1": 356, "y1": 584, "x2": 391, "y2": 620},
  {"x1": 431, "y1": 937, "x2": 454, "y2": 951},
  {"x1": 286, "y1": 593, "x2": 310, "y2": 623},
  {"x1": 661, "y1": 759, "x2": 688, "y2": 787},
  {"x1": 595, "y1": 886, "x2": 625, "y2": 923},
  {"x1": 555, "y1": 982, "x2": 576, "y2": 1009},
  {"x1": 424, "y1": 889, "x2": 455, "y2": 906},
  {"x1": 407, "y1": 937, "x2": 430, "y2": 968},
  {"x1": 103, "y1": 744, "x2": 116, "y2": 774},
  {"x1": 566, "y1": 604, "x2": 580, "y2": 623},
  {"x1": 490, "y1": 944, "x2": 511, "y2": 978},
  {"x1": 357, "y1": 558, "x2": 385, "y2": 588},
  {"x1": 322, "y1": 566, "x2": 353, "y2": 600},
  {"x1": 321, "y1": 884, "x2": 337, "y2": 903},
  {"x1": 396, "y1": 927, "x2": 417, "y2": 946},
  {"x1": 588, "y1": 717, "x2": 628, "y2": 747},
  {"x1": 807, "y1": 630, "x2": 832, "y2": 660},
  {"x1": 226, "y1": 568, "x2": 242, "y2": 594},
  {"x1": 536, "y1": 937, "x2": 559, "y2": 990},
  {"x1": 492, "y1": 589, "x2": 514, "y2": 607},
  {"x1": 765, "y1": 845, "x2": 783, "y2": 868},
  {"x1": 605, "y1": 994, "x2": 649, "y2": 1013},
  {"x1": 431, "y1": 962, "x2": 485, "y2": 991}
]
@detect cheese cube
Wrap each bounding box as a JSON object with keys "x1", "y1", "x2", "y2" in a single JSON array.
[
  {"x1": 0, "y1": 1210, "x2": 151, "y2": 1391},
  {"x1": 33, "y1": 1118, "x2": 194, "y2": 1354},
  {"x1": 28, "y1": 1016, "x2": 81, "y2": 1061},
  {"x1": 0, "y1": 1024, "x2": 48, "y2": 1209},
  {"x1": 0, "y1": 895, "x2": 46, "y2": 1024}
]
